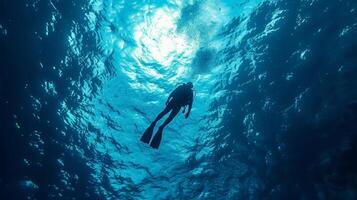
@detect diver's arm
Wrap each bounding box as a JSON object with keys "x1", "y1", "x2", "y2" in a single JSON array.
[
  {"x1": 185, "y1": 93, "x2": 193, "y2": 118},
  {"x1": 185, "y1": 102, "x2": 192, "y2": 118}
]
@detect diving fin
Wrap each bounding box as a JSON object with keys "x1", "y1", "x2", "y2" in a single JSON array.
[
  {"x1": 150, "y1": 127, "x2": 163, "y2": 149},
  {"x1": 140, "y1": 123, "x2": 155, "y2": 144}
]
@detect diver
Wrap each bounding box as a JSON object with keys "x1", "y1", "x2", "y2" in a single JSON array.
[{"x1": 140, "y1": 82, "x2": 194, "y2": 149}]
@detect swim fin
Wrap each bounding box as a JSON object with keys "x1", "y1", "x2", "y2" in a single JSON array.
[
  {"x1": 150, "y1": 127, "x2": 163, "y2": 149},
  {"x1": 140, "y1": 123, "x2": 155, "y2": 144}
]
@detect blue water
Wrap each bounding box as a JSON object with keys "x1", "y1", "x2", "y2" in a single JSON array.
[{"x1": 1, "y1": 0, "x2": 357, "y2": 199}]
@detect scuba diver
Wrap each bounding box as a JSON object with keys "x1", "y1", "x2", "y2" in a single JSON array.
[{"x1": 140, "y1": 82, "x2": 194, "y2": 149}]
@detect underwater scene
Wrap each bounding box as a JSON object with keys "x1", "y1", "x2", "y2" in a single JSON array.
[{"x1": 1, "y1": 0, "x2": 357, "y2": 199}]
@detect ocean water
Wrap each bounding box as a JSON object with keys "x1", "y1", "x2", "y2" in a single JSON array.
[{"x1": 1, "y1": 0, "x2": 357, "y2": 199}]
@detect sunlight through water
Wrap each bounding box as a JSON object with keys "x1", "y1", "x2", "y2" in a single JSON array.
[
  {"x1": 75, "y1": 0, "x2": 265, "y2": 199},
  {"x1": 3, "y1": 0, "x2": 356, "y2": 199}
]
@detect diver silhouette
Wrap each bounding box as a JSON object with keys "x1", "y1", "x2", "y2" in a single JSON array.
[{"x1": 140, "y1": 82, "x2": 194, "y2": 149}]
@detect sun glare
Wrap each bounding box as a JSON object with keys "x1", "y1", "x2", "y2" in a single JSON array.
[{"x1": 133, "y1": 7, "x2": 196, "y2": 76}]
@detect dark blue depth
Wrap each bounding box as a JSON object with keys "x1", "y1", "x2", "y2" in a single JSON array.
[{"x1": 1, "y1": 0, "x2": 357, "y2": 199}]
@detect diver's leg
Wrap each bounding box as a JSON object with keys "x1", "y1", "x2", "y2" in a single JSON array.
[
  {"x1": 159, "y1": 106, "x2": 180, "y2": 129},
  {"x1": 150, "y1": 106, "x2": 180, "y2": 149},
  {"x1": 153, "y1": 105, "x2": 172, "y2": 124},
  {"x1": 141, "y1": 105, "x2": 171, "y2": 144}
]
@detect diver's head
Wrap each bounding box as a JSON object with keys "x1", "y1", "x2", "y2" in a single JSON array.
[{"x1": 186, "y1": 82, "x2": 193, "y2": 89}]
